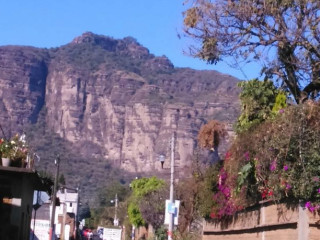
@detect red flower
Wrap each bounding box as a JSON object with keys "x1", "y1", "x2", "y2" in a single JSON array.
[
  {"x1": 210, "y1": 212, "x2": 217, "y2": 219},
  {"x1": 261, "y1": 189, "x2": 268, "y2": 199},
  {"x1": 261, "y1": 189, "x2": 273, "y2": 199}
]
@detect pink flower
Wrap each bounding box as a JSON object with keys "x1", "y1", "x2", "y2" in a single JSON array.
[
  {"x1": 305, "y1": 201, "x2": 312, "y2": 209},
  {"x1": 279, "y1": 109, "x2": 284, "y2": 113},
  {"x1": 318, "y1": 188, "x2": 320, "y2": 194},
  {"x1": 305, "y1": 201, "x2": 316, "y2": 212},
  {"x1": 283, "y1": 165, "x2": 289, "y2": 171},
  {"x1": 312, "y1": 176, "x2": 319, "y2": 182},
  {"x1": 270, "y1": 160, "x2": 277, "y2": 171},
  {"x1": 286, "y1": 184, "x2": 291, "y2": 190},
  {"x1": 244, "y1": 151, "x2": 250, "y2": 161}
]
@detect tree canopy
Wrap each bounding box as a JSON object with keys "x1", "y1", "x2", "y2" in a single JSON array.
[
  {"x1": 127, "y1": 177, "x2": 166, "y2": 227},
  {"x1": 197, "y1": 120, "x2": 227, "y2": 150},
  {"x1": 235, "y1": 79, "x2": 286, "y2": 133},
  {"x1": 184, "y1": 0, "x2": 320, "y2": 103}
]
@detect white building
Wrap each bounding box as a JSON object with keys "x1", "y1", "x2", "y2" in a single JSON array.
[
  {"x1": 53, "y1": 188, "x2": 79, "y2": 239},
  {"x1": 31, "y1": 188, "x2": 79, "y2": 240}
]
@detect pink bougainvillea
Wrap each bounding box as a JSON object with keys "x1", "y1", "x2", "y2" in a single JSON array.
[{"x1": 269, "y1": 160, "x2": 277, "y2": 171}]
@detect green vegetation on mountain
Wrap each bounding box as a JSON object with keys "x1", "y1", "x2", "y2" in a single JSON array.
[{"x1": 24, "y1": 107, "x2": 133, "y2": 206}]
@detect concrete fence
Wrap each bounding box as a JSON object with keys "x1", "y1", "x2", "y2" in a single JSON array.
[{"x1": 203, "y1": 201, "x2": 320, "y2": 240}]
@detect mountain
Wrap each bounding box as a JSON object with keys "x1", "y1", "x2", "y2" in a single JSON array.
[{"x1": 0, "y1": 32, "x2": 240, "y2": 201}]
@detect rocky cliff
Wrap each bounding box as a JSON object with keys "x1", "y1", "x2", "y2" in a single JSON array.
[{"x1": 0, "y1": 32, "x2": 240, "y2": 176}]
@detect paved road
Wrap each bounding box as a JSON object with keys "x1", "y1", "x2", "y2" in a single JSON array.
[
  {"x1": 81, "y1": 233, "x2": 100, "y2": 240},
  {"x1": 93, "y1": 233, "x2": 101, "y2": 240}
]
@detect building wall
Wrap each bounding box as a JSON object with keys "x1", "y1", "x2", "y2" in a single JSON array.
[
  {"x1": 54, "y1": 190, "x2": 79, "y2": 238},
  {"x1": 0, "y1": 170, "x2": 35, "y2": 240},
  {"x1": 30, "y1": 219, "x2": 50, "y2": 240}
]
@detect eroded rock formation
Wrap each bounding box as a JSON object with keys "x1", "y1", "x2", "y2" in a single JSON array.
[{"x1": 0, "y1": 32, "x2": 240, "y2": 175}]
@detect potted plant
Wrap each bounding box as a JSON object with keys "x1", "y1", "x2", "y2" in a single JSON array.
[
  {"x1": 10, "y1": 134, "x2": 28, "y2": 168},
  {"x1": 0, "y1": 138, "x2": 13, "y2": 167},
  {"x1": 0, "y1": 134, "x2": 30, "y2": 168}
]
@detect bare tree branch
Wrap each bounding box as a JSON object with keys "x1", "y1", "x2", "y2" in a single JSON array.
[{"x1": 183, "y1": 0, "x2": 320, "y2": 103}]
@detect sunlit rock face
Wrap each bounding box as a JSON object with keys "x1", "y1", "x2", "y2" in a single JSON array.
[
  {"x1": 0, "y1": 32, "x2": 240, "y2": 174},
  {"x1": 0, "y1": 46, "x2": 48, "y2": 134}
]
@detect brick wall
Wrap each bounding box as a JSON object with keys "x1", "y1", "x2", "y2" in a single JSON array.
[{"x1": 203, "y1": 201, "x2": 320, "y2": 240}]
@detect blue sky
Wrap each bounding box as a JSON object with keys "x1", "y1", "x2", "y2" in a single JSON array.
[{"x1": 0, "y1": 0, "x2": 261, "y2": 80}]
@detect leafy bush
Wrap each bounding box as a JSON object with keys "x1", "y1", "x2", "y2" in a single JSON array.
[
  {"x1": 235, "y1": 79, "x2": 286, "y2": 133},
  {"x1": 128, "y1": 202, "x2": 145, "y2": 227},
  {"x1": 210, "y1": 102, "x2": 320, "y2": 218},
  {"x1": 194, "y1": 162, "x2": 222, "y2": 219},
  {"x1": 203, "y1": 79, "x2": 320, "y2": 218}
]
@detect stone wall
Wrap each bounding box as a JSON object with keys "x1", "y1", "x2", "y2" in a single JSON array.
[{"x1": 203, "y1": 201, "x2": 320, "y2": 240}]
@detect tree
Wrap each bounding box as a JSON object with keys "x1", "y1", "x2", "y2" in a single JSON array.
[
  {"x1": 235, "y1": 79, "x2": 286, "y2": 133},
  {"x1": 58, "y1": 174, "x2": 66, "y2": 187},
  {"x1": 79, "y1": 202, "x2": 91, "y2": 220},
  {"x1": 197, "y1": 120, "x2": 227, "y2": 150},
  {"x1": 96, "y1": 181, "x2": 130, "y2": 207},
  {"x1": 138, "y1": 187, "x2": 168, "y2": 230},
  {"x1": 92, "y1": 181, "x2": 131, "y2": 227},
  {"x1": 183, "y1": 0, "x2": 320, "y2": 103},
  {"x1": 197, "y1": 120, "x2": 227, "y2": 163},
  {"x1": 127, "y1": 177, "x2": 166, "y2": 228}
]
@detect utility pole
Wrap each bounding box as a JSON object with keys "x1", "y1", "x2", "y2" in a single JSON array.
[
  {"x1": 75, "y1": 186, "x2": 80, "y2": 239},
  {"x1": 131, "y1": 225, "x2": 135, "y2": 240},
  {"x1": 49, "y1": 155, "x2": 60, "y2": 240},
  {"x1": 114, "y1": 194, "x2": 118, "y2": 226},
  {"x1": 168, "y1": 132, "x2": 175, "y2": 240}
]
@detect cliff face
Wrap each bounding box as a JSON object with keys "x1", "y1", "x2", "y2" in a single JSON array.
[
  {"x1": 0, "y1": 32, "x2": 240, "y2": 174},
  {"x1": 0, "y1": 46, "x2": 48, "y2": 133}
]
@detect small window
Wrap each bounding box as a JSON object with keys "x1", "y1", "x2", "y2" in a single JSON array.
[{"x1": 70, "y1": 203, "x2": 72, "y2": 207}]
